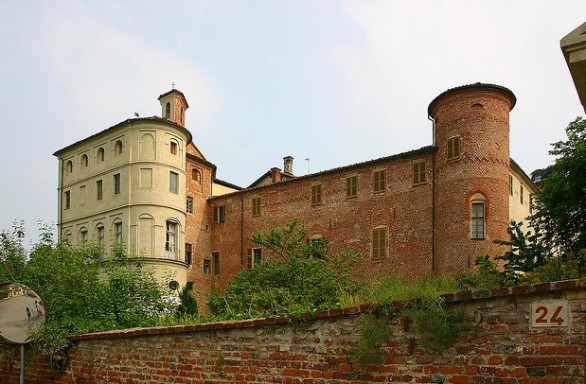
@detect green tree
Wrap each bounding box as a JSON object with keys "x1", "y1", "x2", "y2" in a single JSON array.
[
  {"x1": 493, "y1": 221, "x2": 553, "y2": 282},
  {"x1": 207, "y1": 220, "x2": 362, "y2": 318},
  {"x1": 531, "y1": 116, "x2": 586, "y2": 253},
  {"x1": 0, "y1": 224, "x2": 176, "y2": 364}
]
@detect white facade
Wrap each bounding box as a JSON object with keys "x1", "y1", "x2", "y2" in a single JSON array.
[{"x1": 55, "y1": 99, "x2": 192, "y2": 287}]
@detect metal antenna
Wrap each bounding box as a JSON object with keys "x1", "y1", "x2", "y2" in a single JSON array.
[{"x1": 305, "y1": 158, "x2": 310, "y2": 174}]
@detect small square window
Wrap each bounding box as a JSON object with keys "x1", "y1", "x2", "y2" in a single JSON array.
[
  {"x1": 311, "y1": 184, "x2": 322, "y2": 205},
  {"x1": 96, "y1": 180, "x2": 103, "y2": 200},
  {"x1": 212, "y1": 252, "x2": 220, "y2": 275},
  {"x1": 213, "y1": 206, "x2": 225, "y2": 223},
  {"x1": 520, "y1": 185, "x2": 524, "y2": 204},
  {"x1": 447, "y1": 136, "x2": 461, "y2": 160},
  {"x1": 186, "y1": 197, "x2": 193, "y2": 214},
  {"x1": 185, "y1": 243, "x2": 192, "y2": 265},
  {"x1": 252, "y1": 197, "x2": 261, "y2": 217},
  {"x1": 169, "y1": 171, "x2": 179, "y2": 194},
  {"x1": 372, "y1": 227, "x2": 388, "y2": 259},
  {"x1": 373, "y1": 170, "x2": 386, "y2": 193},
  {"x1": 413, "y1": 160, "x2": 426, "y2": 185},
  {"x1": 64, "y1": 190, "x2": 71, "y2": 209},
  {"x1": 346, "y1": 175, "x2": 357, "y2": 198},
  {"x1": 113, "y1": 173, "x2": 121, "y2": 195},
  {"x1": 509, "y1": 175, "x2": 513, "y2": 196},
  {"x1": 471, "y1": 202, "x2": 485, "y2": 240}
]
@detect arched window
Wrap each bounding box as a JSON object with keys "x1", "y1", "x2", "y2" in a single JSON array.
[
  {"x1": 165, "y1": 102, "x2": 171, "y2": 119},
  {"x1": 115, "y1": 140, "x2": 123, "y2": 155},
  {"x1": 170, "y1": 140, "x2": 178, "y2": 155},
  {"x1": 165, "y1": 220, "x2": 179, "y2": 260},
  {"x1": 95, "y1": 223, "x2": 105, "y2": 245},
  {"x1": 81, "y1": 154, "x2": 89, "y2": 167},
  {"x1": 470, "y1": 193, "x2": 486, "y2": 240},
  {"x1": 63, "y1": 230, "x2": 72, "y2": 242},
  {"x1": 79, "y1": 227, "x2": 88, "y2": 244},
  {"x1": 66, "y1": 160, "x2": 73, "y2": 174},
  {"x1": 192, "y1": 168, "x2": 201, "y2": 183},
  {"x1": 97, "y1": 147, "x2": 105, "y2": 162},
  {"x1": 371, "y1": 225, "x2": 388, "y2": 260}
]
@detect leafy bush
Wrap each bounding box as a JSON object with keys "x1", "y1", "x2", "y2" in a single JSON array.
[
  {"x1": 208, "y1": 220, "x2": 362, "y2": 318},
  {"x1": 0, "y1": 223, "x2": 177, "y2": 365}
]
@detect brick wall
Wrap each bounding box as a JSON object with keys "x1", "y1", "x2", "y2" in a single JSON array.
[
  {"x1": 2, "y1": 279, "x2": 584, "y2": 383},
  {"x1": 207, "y1": 147, "x2": 436, "y2": 293}
]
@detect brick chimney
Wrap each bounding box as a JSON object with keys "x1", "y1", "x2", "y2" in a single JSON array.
[
  {"x1": 283, "y1": 156, "x2": 294, "y2": 175},
  {"x1": 270, "y1": 167, "x2": 282, "y2": 183}
]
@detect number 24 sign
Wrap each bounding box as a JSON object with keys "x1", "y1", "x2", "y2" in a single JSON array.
[{"x1": 531, "y1": 300, "x2": 570, "y2": 328}]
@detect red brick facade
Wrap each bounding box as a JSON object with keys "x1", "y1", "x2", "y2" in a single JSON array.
[
  {"x1": 2, "y1": 279, "x2": 584, "y2": 383},
  {"x1": 184, "y1": 83, "x2": 522, "y2": 304}
]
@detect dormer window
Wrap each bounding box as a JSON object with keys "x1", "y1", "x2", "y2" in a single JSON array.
[{"x1": 165, "y1": 102, "x2": 171, "y2": 119}]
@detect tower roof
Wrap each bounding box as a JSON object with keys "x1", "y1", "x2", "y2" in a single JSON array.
[
  {"x1": 158, "y1": 89, "x2": 189, "y2": 109},
  {"x1": 427, "y1": 83, "x2": 516, "y2": 116}
]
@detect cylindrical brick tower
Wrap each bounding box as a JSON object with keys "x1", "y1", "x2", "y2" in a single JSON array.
[{"x1": 428, "y1": 83, "x2": 516, "y2": 275}]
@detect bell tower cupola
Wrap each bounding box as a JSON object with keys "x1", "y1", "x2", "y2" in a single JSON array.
[{"x1": 158, "y1": 88, "x2": 189, "y2": 127}]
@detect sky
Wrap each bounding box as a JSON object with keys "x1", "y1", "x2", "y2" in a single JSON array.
[{"x1": 1, "y1": 1, "x2": 585, "y2": 245}]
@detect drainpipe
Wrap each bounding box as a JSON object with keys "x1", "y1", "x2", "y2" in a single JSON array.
[
  {"x1": 428, "y1": 115, "x2": 437, "y2": 274},
  {"x1": 240, "y1": 194, "x2": 244, "y2": 268}
]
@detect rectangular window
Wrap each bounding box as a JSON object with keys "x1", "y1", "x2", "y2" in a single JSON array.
[
  {"x1": 64, "y1": 190, "x2": 71, "y2": 209},
  {"x1": 372, "y1": 227, "x2": 388, "y2": 259},
  {"x1": 471, "y1": 202, "x2": 485, "y2": 239},
  {"x1": 213, "y1": 205, "x2": 225, "y2": 223},
  {"x1": 246, "y1": 248, "x2": 262, "y2": 268},
  {"x1": 114, "y1": 222, "x2": 122, "y2": 245},
  {"x1": 413, "y1": 160, "x2": 426, "y2": 185},
  {"x1": 252, "y1": 197, "x2": 261, "y2": 217},
  {"x1": 165, "y1": 221, "x2": 177, "y2": 259},
  {"x1": 447, "y1": 136, "x2": 461, "y2": 160},
  {"x1": 346, "y1": 175, "x2": 357, "y2": 198},
  {"x1": 97, "y1": 226, "x2": 104, "y2": 244},
  {"x1": 373, "y1": 169, "x2": 387, "y2": 193},
  {"x1": 520, "y1": 185, "x2": 524, "y2": 204},
  {"x1": 96, "y1": 180, "x2": 103, "y2": 200},
  {"x1": 170, "y1": 141, "x2": 178, "y2": 155},
  {"x1": 509, "y1": 175, "x2": 513, "y2": 196},
  {"x1": 311, "y1": 184, "x2": 322, "y2": 205},
  {"x1": 169, "y1": 171, "x2": 179, "y2": 194},
  {"x1": 185, "y1": 243, "x2": 192, "y2": 265},
  {"x1": 186, "y1": 197, "x2": 193, "y2": 214},
  {"x1": 113, "y1": 173, "x2": 121, "y2": 195},
  {"x1": 203, "y1": 259, "x2": 211, "y2": 274},
  {"x1": 212, "y1": 252, "x2": 220, "y2": 275}
]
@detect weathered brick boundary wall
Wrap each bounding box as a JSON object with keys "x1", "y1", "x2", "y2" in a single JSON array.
[{"x1": 1, "y1": 279, "x2": 585, "y2": 384}]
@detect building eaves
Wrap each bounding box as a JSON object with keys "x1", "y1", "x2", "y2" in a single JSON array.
[
  {"x1": 213, "y1": 178, "x2": 243, "y2": 191},
  {"x1": 208, "y1": 145, "x2": 437, "y2": 200},
  {"x1": 510, "y1": 158, "x2": 538, "y2": 193},
  {"x1": 53, "y1": 117, "x2": 193, "y2": 157},
  {"x1": 428, "y1": 82, "x2": 517, "y2": 116}
]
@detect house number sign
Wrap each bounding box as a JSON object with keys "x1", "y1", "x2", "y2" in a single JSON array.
[{"x1": 530, "y1": 299, "x2": 570, "y2": 327}]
